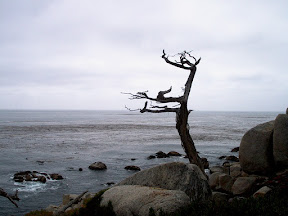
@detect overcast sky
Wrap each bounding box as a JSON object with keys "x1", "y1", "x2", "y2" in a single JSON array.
[{"x1": 0, "y1": 0, "x2": 287, "y2": 111}]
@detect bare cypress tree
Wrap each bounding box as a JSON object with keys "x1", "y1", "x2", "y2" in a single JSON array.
[{"x1": 125, "y1": 50, "x2": 204, "y2": 172}]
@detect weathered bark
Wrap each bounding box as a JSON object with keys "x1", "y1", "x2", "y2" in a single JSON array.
[
  {"x1": 0, "y1": 188, "x2": 20, "y2": 208},
  {"x1": 176, "y1": 103, "x2": 204, "y2": 171},
  {"x1": 125, "y1": 50, "x2": 204, "y2": 173}
]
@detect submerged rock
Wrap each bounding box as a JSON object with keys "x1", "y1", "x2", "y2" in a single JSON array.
[
  {"x1": 167, "y1": 151, "x2": 182, "y2": 157},
  {"x1": 156, "y1": 151, "x2": 168, "y2": 158},
  {"x1": 124, "y1": 165, "x2": 141, "y2": 171},
  {"x1": 89, "y1": 162, "x2": 107, "y2": 170}
]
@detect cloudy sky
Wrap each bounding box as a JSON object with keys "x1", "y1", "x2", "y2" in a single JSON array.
[{"x1": 0, "y1": 0, "x2": 287, "y2": 111}]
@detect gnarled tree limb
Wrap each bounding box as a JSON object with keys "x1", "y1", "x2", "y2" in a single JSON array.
[{"x1": 0, "y1": 188, "x2": 20, "y2": 208}]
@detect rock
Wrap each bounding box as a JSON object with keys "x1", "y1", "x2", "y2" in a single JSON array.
[
  {"x1": 286, "y1": 108, "x2": 288, "y2": 115},
  {"x1": 125, "y1": 166, "x2": 141, "y2": 171},
  {"x1": 209, "y1": 172, "x2": 222, "y2": 189},
  {"x1": 230, "y1": 164, "x2": 242, "y2": 178},
  {"x1": 218, "y1": 173, "x2": 234, "y2": 193},
  {"x1": 118, "y1": 162, "x2": 211, "y2": 201},
  {"x1": 100, "y1": 185, "x2": 190, "y2": 216},
  {"x1": 225, "y1": 156, "x2": 239, "y2": 162},
  {"x1": 231, "y1": 177, "x2": 257, "y2": 195},
  {"x1": 212, "y1": 192, "x2": 229, "y2": 205},
  {"x1": 106, "y1": 182, "x2": 115, "y2": 186},
  {"x1": 273, "y1": 114, "x2": 288, "y2": 168},
  {"x1": 79, "y1": 168, "x2": 83, "y2": 171},
  {"x1": 219, "y1": 156, "x2": 226, "y2": 160},
  {"x1": 156, "y1": 151, "x2": 168, "y2": 158},
  {"x1": 201, "y1": 158, "x2": 209, "y2": 169},
  {"x1": 253, "y1": 186, "x2": 272, "y2": 198},
  {"x1": 37, "y1": 176, "x2": 46, "y2": 183},
  {"x1": 50, "y1": 173, "x2": 63, "y2": 180},
  {"x1": 89, "y1": 162, "x2": 107, "y2": 170},
  {"x1": 209, "y1": 166, "x2": 224, "y2": 174},
  {"x1": 147, "y1": 155, "x2": 156, "y2": 160},
  {"x1": 131, "y1": 158, "x2": 136, "y2": 161},
  {"x1": 231, "y1": 147, "x2": 240, "y2": 152},
  {"x1": 63, "y1": 194, "x2": 78, "y2": 205},
  {"x1": 167, "y1": 151, "x2": 182, "y2": 157},
  {"x1": 239, "y1": 121, "x2": 275, "y2": 175}
]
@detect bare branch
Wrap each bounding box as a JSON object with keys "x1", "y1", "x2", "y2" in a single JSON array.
[
  {"x1": 0, "y1": 188, "x2": 19, "y2": 208},
  {"x1": 140, "y1": 101, "x2": 178, "y2": 113},
  {"x1": 124, "y1": 106, "x2": 141, "y2": 112}
]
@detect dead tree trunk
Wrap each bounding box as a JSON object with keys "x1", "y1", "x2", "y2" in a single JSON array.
[{"x1": 124, "y1": 50, "x2": 204, "y2": 173}]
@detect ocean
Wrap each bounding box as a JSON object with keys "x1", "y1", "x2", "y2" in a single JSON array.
[{"x1": 0, "y1": 110, "x2": 280, "y2": 216}]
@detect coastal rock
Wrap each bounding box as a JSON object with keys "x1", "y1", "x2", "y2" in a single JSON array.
[
  {"x1": 231, "y1": 177, "x2": 257, "y2": 195},
  {"x1": 208, "y1": 172, "x2": 222, "y2": 189},
  {"x1": 156, "y1": 151, "x2": 168, "y2": 158},
  {"x1": 167, "y1": 151, "x2": 182, "y2": 157},
  {"x1": 212, "y1": 192, "x2": 229, "y2": 205},
  {"x1": 89, "y1": 162, "x2": 107, "y2": 170},
  {"x1": 225, "y1": 155, "x2": 239, "y2": 162},
  {"x1": 125, "y1": 166, "x2": 141, "y2": 171},
  {"x1": 273, "y1": 114, "x2": 288, "y2": 168},
  {"x1": 209, "y1": 166, "x2": 224, "y2": 174},
  {"x1": 231, "y1": 147, "x2": 240, "y2": 152},
  {"x1": 230, "y1": 163, "x2": 242, "y2": 178},
  {"x1": 253, "y1": 186, "x2": 272, "y2": 198},
  {"x1": 147, "y1": 155, "x2": 156, "y2": 160},
  {"x1": 218, "y1": 173, "x2": 234, "y2": 193},
  {"x1": 50, "y1": 173, "x2": 63, "y2": 180},
  {"x1": 100, "y1": 185, "x2": 190, "y2": 216},
  {"x1": 13, "y1": 171, "x2": 63, "y2": 183},
  {"x1": 239, "y1": 121, "x2": 275, "y2": 175},
  {"x1": 117, "y1": 162, "x2": 211, "y2": 201},
  {"x1": 201, "y1": 157, "x2": 209, "y2": 169}
]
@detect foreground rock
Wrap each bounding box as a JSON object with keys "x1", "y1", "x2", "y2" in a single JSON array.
[
  {"x1": 117, "y1": 162, "x2": 211, "y2": 201},
  {"x1": 273, "y1": 114, "x2": 288, "y2": 168},
  {"x1": 89, "y1": 162, "x2": 107, "y2": 170},
  {"x1": 101, "y1": 185, "x2": 190, "y2": 216},
  {"x1": 239, "y1": 121, "x2": 275, "y2": 175}
]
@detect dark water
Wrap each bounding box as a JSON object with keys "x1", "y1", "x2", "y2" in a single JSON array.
[{"x1": 0, "y1": 110, "x2": 280, "y2": 215}]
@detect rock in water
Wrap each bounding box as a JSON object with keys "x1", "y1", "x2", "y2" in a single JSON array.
[
  {"x1": 88, "y1": 162, "x2": 107, "y2": 170},
  {"x1": 117, "y1": 162, "x2": 211, "y2": 201},
  {"x1": 124, "y1": 166, "x2": 141, "y2": 171},
  {"x1": 100, "y1": 185, "x2": 190, "y2": 216},
  {"x1": 239, "y1": 121, "x2": 275, "y2": 175},
  {"x1": 273, "y1": 114, "x2": 288, "y2": 168}
]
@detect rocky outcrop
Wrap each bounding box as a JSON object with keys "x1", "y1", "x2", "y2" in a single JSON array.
[
  {"x1": 100, "y1": 185, "x2": 190, "y2": 216},
  {"x1": 239, "y1": 121, "x2": 275, "y2": 175},
  {"x1": 273, "y1": 114, "x2": 288, "y2": 168},
  {"x1": 88, "y1": 162, "x2": 107, "y2": 170},
  {"x1": 13, "y1": 171, "x2": 63, "y2": 183},
  {"x1": 117, "y1": 162, "x2": 211, "y2": 201}
]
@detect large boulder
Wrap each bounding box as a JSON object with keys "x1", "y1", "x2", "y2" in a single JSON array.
[
  {"x1": 239, "y1": 121, "x2": 275, "y2": 175},
  {"x1": 273, "y1": 114, "x2": 288, "y2": 168},
  {"x1": 117, "y1": 162, "x2": 211, "y2": 201},
  {"x1": 100, "y1": 185, "x2": 190, "y2": 216},
  {"x1": 231, "y1": 177, "x2": 257, "y2": 195}
]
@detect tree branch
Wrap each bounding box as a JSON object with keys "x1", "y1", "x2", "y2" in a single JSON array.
[
  {"x1": 140, "y1": 101, "x2": 178, "y2": 113},
  {"x1": 0, "y1": 188, "x2": 19, "y2": 208}
]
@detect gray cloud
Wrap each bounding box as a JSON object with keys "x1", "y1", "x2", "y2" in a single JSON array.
[{"x1": 0, "y1": 0, "x2": 287, "y2": 111}]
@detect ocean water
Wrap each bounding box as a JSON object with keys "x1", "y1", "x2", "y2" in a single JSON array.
[{"x1": 0, "y1": 110, "x2": 280, "y2": 216}]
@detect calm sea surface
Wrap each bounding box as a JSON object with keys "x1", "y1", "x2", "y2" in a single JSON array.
[{"x1": 0, "y1": 110, "x2": 280, "y2": 215}]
